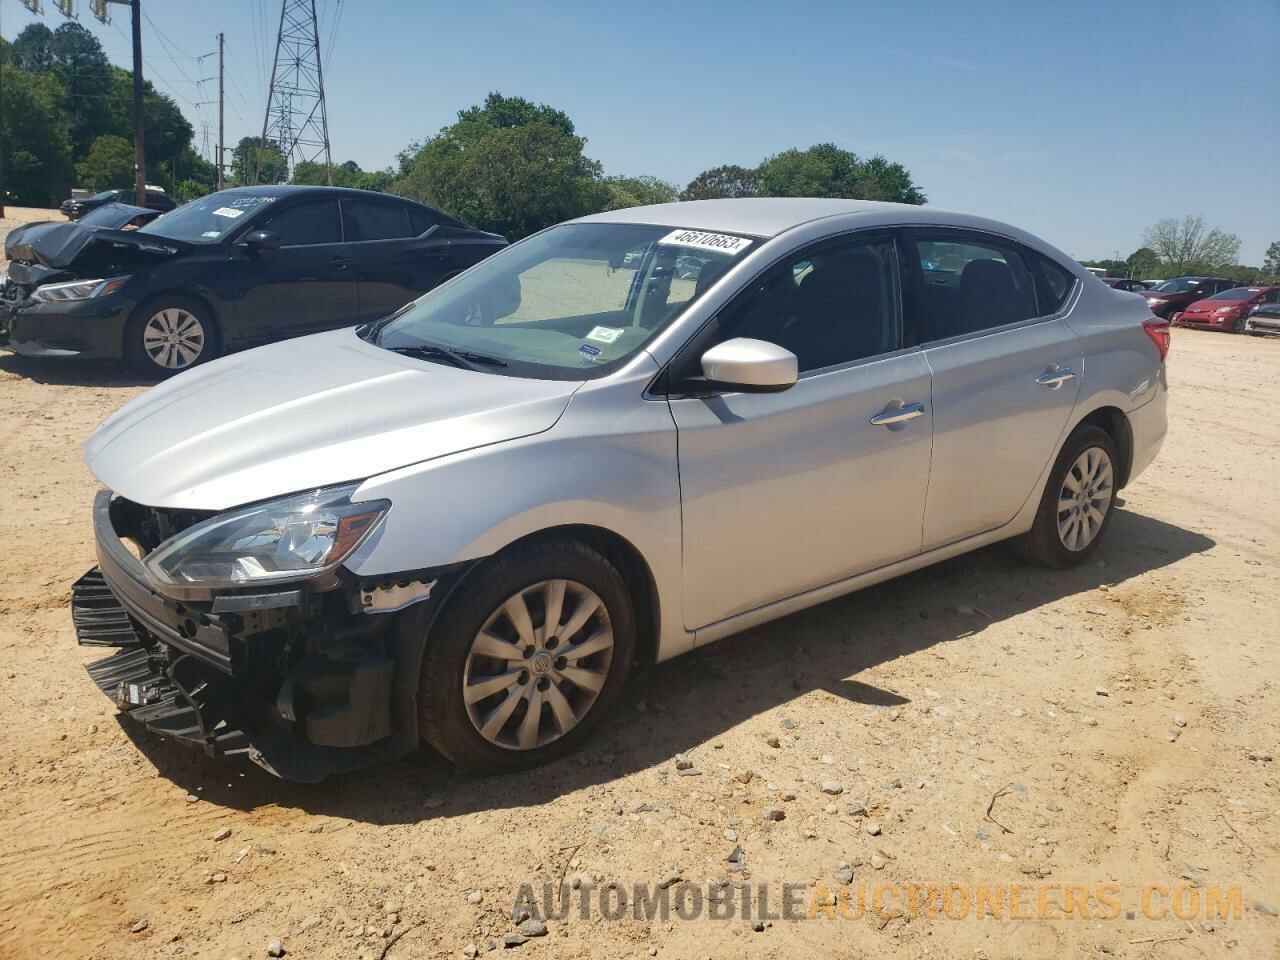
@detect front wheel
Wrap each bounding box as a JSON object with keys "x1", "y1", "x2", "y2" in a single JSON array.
[
  {"x1": 418, "y1": 539, "x2": 636, "y2": 773},
  {"x1": 1016, "y1": 425, "x2": 1119, "y2": 568},
  {"x1": 124, "y1": 297, "x2": 218, "y2": 377}
]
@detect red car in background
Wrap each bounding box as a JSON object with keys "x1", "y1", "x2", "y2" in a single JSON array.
[{"x1": 1175, "y1": 286, "x2": 1279, "y2": 333}]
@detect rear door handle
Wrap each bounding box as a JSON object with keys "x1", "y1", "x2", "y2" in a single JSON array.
[
  {"x1": 1036, "y1": 366, "x2": 1076, "y2": 390},
  {"x1": 330, "y1": 256, "x2": 353, "y2": 270},
  {"x1": 869, "y1": 401, "x2": 926, "y2": 427}
]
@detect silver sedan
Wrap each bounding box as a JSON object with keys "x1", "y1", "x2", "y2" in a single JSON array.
[{"x1": 78, "y1": 198, "x2": 1168, "y2": 779}]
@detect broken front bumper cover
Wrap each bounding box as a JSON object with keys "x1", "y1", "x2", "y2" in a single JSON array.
[{"x1": 73, "y1": 489, "x2": 439, "y2": 782}]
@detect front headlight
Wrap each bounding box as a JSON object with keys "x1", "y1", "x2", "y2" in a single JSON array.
[
  {"x1": 1145, "y1": 296, "x2": 1165, "y2": 306},
  {"x1": 1214, "y1": 306, "x2": 1234, "y2": 315},
  {"x1": 144, "y1": 483, "x2": 389, "y2": 588},
  {"x1": 32, "y1": 275, "x2": 130, "y2": 303}
]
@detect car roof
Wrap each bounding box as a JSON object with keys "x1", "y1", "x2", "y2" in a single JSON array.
[{"x1": 574, "y1": 198, "x2": 935, "y2": 238}]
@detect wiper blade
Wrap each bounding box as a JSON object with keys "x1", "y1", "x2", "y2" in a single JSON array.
[{"x1": 386, "y1": 344, "x2": 508, "y2": 370}]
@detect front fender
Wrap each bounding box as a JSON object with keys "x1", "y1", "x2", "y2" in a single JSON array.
[{"x1": 346, "y1": 365, "x2": 692, "y2": 660}]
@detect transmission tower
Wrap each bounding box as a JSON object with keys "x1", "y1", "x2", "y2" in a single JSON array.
[{"x1": 259, "y1": 0, "x2": 332, "y2": 183}]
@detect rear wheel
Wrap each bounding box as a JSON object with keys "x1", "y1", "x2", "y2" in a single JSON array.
[
  {"x1": 418, "y1": 539, "x2": 636, "y2": 773},
  {"x1": 125, "y1": 296, "x2": 218, "y2": 377},
  {"x1": 1017, "y1": 425, "x2": 1119, "y2": 568}
]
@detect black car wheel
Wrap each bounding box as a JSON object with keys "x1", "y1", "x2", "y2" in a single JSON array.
[{"x1": 125, "y1": 296, "x2": 219, "y2": 377}]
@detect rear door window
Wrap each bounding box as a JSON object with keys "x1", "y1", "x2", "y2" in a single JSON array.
[
  {"x1": 902, "y1": 231, "x2": 1039, "y2": 345},
  {"x1": 342, "y1": 197, "x2": 414, "y2": 242}
]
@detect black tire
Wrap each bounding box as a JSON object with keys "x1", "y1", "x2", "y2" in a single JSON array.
[
  {"x1": 1232, "y1": 316, "x2": 1247, "y2": 334},
  {"x1": 1016, "y1": 425, "x2": 1120, "y2": 568},
  {"x1": 124, "y1": 295, "x2": 219, "y2": 378},
  {"x1": 418, "y1": 539, "x2": 636, "y2": 773}
]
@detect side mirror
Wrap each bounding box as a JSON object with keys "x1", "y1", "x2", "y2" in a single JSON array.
[
  {"x1": 242, "y1": 229, "x2": 281, "y2": 251},
  {"x1": 700, "y1": 337, "x2": 798, "y2": 393}
]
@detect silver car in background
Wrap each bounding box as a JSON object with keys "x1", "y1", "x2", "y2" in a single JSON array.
[{"x1": 75, "y1": 199, "x2": 1169, "y2": 780}]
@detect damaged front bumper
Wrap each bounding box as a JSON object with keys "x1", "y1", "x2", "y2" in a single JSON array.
[{"x1": 75, "y1": 489, "x2": 456, "y2": 781}]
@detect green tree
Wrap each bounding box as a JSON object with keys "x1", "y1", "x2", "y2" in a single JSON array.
[
  {"x1": 49, "y1": 22, "x2": 114, "y2": 157},
  {"x1": 11, "y1": 22, "x2": 55, "y2": 73},
  {"x1": 456, "y1": 92, "x2": 576, "y2": 137},
  {"x1": 1125, "y1": 247, "x2": 1160, "y2": 279},
  {"x1": 602, "y1": 175, "x2": 679, "y2": 211},
  {"x1": 231, "y1": 136, "x2": 288, "y2": 185},
  {"x1": 0, "y1": 63, "x2": 74, "y2": 205},
  {"x1": 175, "y1": 179, "x2": 210, "y2": 203},
  {"x1": 756, "y1": 143, "x2": 926, "y2": 204},
  {"x1": 395, "y1": 93, "x2": 606, "y2": 238},
  {"x1": 681, "y1": 164, "x2": 758, "y2": 200},
  {"x1": 1264, "y1": 241, "x2": 1280, "y2": 276},
  {"x1": 1143, "y1": 216, "x2": 1241, "y2": 274},
  {"x1": 291, "y1": 159, "x2": 394, "y2": 192},
  {"x1": 77, "y1": 134, "x2": 135, "y2": 190}
]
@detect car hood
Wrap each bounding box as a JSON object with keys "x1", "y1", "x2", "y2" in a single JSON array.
[
  {"x1": 85, "y1": 328, "x2": 583, "y2": 510},
  {"x1": 7, "y1": 220, "x2": 189, "y2": 272}
]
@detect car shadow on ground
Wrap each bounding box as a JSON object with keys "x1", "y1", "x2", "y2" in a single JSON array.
[
  {"x1": 116, "y1": 506, "x2": 1214, "y2": 823},
  {"x1": 0, "y1": 352, "x2": 155, "y2": 387}
]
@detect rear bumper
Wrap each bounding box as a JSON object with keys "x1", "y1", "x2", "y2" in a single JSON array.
[
  {"x1": 75, "y1": 490, "x2": 422, "y2": 781},
  {"x1": 1128, "y1": 375, "x2": 1168, "y2": 484},
  {"x1": 1245, "y1": 316, "x2": 1280, "y2": 336}
]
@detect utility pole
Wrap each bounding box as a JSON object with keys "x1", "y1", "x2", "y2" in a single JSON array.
[
  {"x1": 128, "y1": 0, "x2": 146, "y2": 205},
  {"x1": 217, "y1": 32, "x2": 225, "y2": 190}
]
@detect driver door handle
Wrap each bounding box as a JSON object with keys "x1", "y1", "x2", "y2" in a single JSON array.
[
  {"x1": 1036, "y1": 366, "x2": 1076, "y2": 389},
  {"x1": 869, "y1": 401, "x2": 926, "y2": 427}
]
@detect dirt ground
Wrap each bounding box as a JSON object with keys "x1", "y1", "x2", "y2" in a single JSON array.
[{"x1": 0, "y1": 316, "x2": 1277, "y2": 959}]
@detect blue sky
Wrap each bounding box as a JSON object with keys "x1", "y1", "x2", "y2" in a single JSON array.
[{"x1": 5, "y1": 0, "x2": 1277, "y2": 262}]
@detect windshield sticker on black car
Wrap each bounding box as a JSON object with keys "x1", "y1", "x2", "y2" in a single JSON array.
[
  {"x1": 658, "y1": 229, "x2": 752, "y2": 256},
  {"x1": 578, "y1": 343, "x2": 602, "y2": 360},
  {"x1": 585, "y1": 326, "x2": 624, "y2": 344},
  {"x1": 213, "y1": 207, "x2": 246, "y2": 219}
]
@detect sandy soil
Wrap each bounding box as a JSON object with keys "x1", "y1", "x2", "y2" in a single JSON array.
[{"x1": 0, "y1": 329, "x2": 1276, "y2": 960}]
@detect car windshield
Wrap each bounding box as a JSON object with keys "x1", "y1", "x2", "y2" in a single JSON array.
[
  {"x1": 88, "y1": 190, "x2": 120, "y2": 202},
  {"x1": 1153, "y1": 279, "x2": 1203, "y2": 293},
  {"x1": 366, "y1": 222, "x2": 758, "y2": 379},
  {"x1": 138, "y1": 191, "x2": 279, "y2": 244},
  {"x1": 1208, "y1": 288, "x2": 1253, "y2": 300}
]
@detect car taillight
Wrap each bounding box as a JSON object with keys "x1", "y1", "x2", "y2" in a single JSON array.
[{"x1": 1143, "y1": 318, "x2": 1171, "y2": 362}]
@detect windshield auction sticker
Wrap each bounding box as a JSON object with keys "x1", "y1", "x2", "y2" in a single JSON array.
[
  {"x1": 212, "y1": 207, "x2": 245, "y2": 219},
  {"x1": 586, "y1": 326, "x2": 624, "y2": 344},
  {"x1": 658, "y1": 229, "x2": 752, "y2": 256}
]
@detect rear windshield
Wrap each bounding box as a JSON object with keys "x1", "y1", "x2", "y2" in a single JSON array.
[{"x1": 139, "y1": 192, "x2": 279, "y2": 244}]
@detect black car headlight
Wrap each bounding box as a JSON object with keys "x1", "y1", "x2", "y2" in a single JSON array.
[
  {"x1": 32, "y1": 276, "x2": 131, "y2": 303},
  {"x1": 144, "y1": 483, "x2": 389, "y2": 588}
]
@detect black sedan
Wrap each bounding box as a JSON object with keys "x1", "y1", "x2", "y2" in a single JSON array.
[
  {"x1": 62, "y1": 187, "x2": 177, "y2": 220},
  {"x1": 4, "y1": 186, "x2": 507, "y2": 376}
]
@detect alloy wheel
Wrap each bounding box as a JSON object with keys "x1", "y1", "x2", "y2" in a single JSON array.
[
  {"x1": 462, "y1": 579, "x2": 614, "y2": 751},
  {"x1": 1056, "y1": 446, "x2": 1113, "y2": 551},
  {"x1": 142, "y1": 308, "x2": 206, "y2": 370}
]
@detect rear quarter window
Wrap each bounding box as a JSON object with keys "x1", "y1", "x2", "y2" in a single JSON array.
[{"x1": 1024, "y1": 249, "x2": 1075, "y2": 314}]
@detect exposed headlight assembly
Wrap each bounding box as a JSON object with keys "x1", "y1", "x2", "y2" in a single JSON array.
[
  {"x1": 144, "y1": 483, "x2": 389, "y2": 588},
  {"x1": 32, "y1": 276, "x2": 131, "y2": 303}
]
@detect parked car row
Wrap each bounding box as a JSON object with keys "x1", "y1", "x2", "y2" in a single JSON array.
[
  {"x1": 2, "y1": 186, "x2": 507, "y2": 376},
  {"x1": 67, "y1": 197, "x2": 1170, "y2": 780}
]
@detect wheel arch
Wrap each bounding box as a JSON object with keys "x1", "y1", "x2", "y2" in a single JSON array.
[
  {"x1": 1075, "y1": 405, "x2": 1134, "y2": 489},
  {"x1": 472, "y1": 523, "x2": 662, "y2": 671}
]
